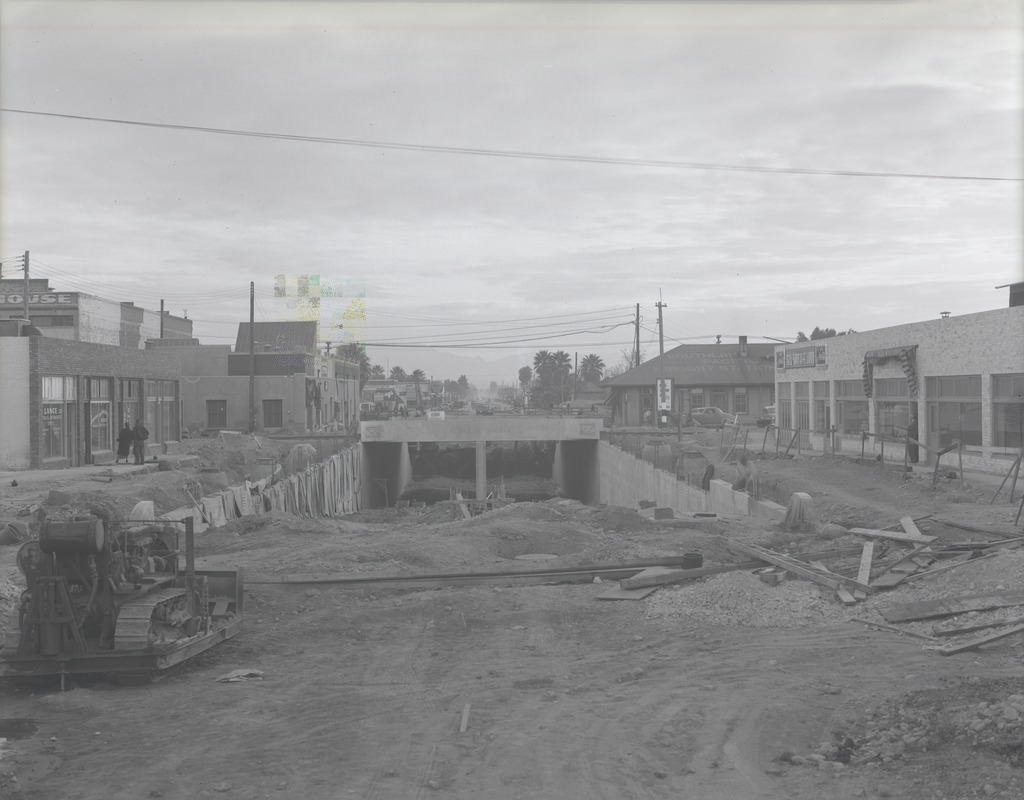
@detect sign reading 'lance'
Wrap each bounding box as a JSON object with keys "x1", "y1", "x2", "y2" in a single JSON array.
[{"x1": 0, "y1": 293, "x2": 76, "y2": 305}]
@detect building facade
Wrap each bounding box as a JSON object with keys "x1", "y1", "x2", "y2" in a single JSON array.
[
  {"x1": 0, "y1": 278, "x2": 192, "y2": 347},
  {"x1": 772, "y1": 305, "x2": 1024, "y2": 472},
  {"x1": 604, "y1": 338, "x2": 776, "y2": 427},
  {"x1": 0, "y1": 333, "x2": 182, "y2": 469}
]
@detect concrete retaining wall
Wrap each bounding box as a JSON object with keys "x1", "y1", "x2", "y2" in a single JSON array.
[{"x1": 597, "y1": 440, "x2": 785, "y2": 521}]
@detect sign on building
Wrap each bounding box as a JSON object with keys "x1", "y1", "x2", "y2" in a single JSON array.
[{"x1": 656, "y1": 378, "x2": 673, "y2": 411}]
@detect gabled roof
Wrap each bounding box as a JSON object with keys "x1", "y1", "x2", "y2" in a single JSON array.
[
  {"x1": 604, "y1": 342, "x2": 776, "y2": 387},
  {"x1": 235, "y1": 321, "x2": 319, "y2": 353}
]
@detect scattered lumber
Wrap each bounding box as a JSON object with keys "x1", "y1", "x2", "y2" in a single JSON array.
[
  {"x1": 899, "y1": 551, "x2": 999, "y2": 583},
  {"x1": 836, "y1": 588, "x2": 857, "y2": 605},
  {"x1": 930, "y1": 623, "x2": 1024, "y2": 656},
  {"x1": 881, "y1": 591, "x2": 1024, "y2": 623},
  {"x1": 856, "y1": 542, "x2": 875, "y2": 585},
  {"x1": 850, "y1": 527, "x2": 936, "y2": 544},
  {"x1": 729, "y1": 542, "x2": 872, "y2": 593},
  {"x1": 900, "y1": 516, "x2": 925, "y2": 538},
  {"x1": 933, "y1": 614, "x2": 1024, "y2": 638},
  {"x1": 933, "y1": 518, "x2": 1020, "y2": 539},
  {"x1": 849, "y1": 617, "x2": 939, "y2": 642},
  {"x1": 459, "y1": 703, "x2": 471, "y2": 733}
]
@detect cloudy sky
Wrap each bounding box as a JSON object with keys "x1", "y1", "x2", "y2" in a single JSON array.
[{"x1": 1, "y1": 0, "x2": 1021, "y2": 386}]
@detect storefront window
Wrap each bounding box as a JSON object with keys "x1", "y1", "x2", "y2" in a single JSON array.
[
  {"x1": 875, "y1": 378, "x2": 911, "y2": 438},
  {"x1": 926, "y1": 375, "x2": 982, "y2": 448},
  {"x1": 41, "y1": 376, "x2": 67, "y2": 458},
  {"x1": 146, "y1": 379, "x2": 181, "y2": 443},
  {"x1": 814, "y1": 381, "x2": 831, "y2": 432},
  {"x1": 836, "y1": 380, "x2": 868, "y2": 435},
  {"x1": 777, "y1": 383, "x2": 792, "y2": 430},
  {"x1": 689, "y1": 389, "x2": 704, "y2": 409},
  {"x1": 89, "y1": 378, "x2": 112, "y2": 453},
  {"x1": 992, "y1": 374, "x2": 1024, "y2": 449}
]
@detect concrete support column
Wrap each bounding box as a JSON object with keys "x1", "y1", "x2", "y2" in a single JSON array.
[{"x1": 475, "y1": 440, "x2": 487, "y2": 500}]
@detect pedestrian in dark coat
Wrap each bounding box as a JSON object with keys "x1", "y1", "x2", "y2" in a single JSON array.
[
  {"x1": 116, "y1": 422, "x2": 134, "y2": 463},
  {"x1": 133, "y1": 419, "x2": 149, "y2": 465}
]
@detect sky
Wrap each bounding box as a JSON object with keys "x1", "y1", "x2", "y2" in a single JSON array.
[{"x1": 1, "y1": 0, "x2": 1021, "y2": 387}]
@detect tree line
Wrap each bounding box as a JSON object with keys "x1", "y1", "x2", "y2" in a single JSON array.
[{"x1": 519, "y1": 350, "x2": 606, "y2": 408}]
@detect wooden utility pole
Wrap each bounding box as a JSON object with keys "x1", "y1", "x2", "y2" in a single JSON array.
[
  {"x1": 656, "y1": 297, "x2": 667, "y2": 357},
  {"x1": 248, "y1": 281, "x2": 256, "y2": 433},
  {"x1": 159, "y1": 299, "x2": 165, "y2": 338},
  {"x1": 22, "y1": 250, "x2": 30, "y2": 322},
  {"x1": 634, "y1": 303, "x2": 641, "y2": 367}
]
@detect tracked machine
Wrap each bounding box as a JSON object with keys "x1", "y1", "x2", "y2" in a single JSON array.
[{"x1": 0, "y1": 515, "x2": 242, "y2": 681}]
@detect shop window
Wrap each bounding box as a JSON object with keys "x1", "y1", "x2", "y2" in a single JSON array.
[
  {"x1": 207, "y1": 400, "x2": 227, "y2": 429},
  {"x1": 925, "y1": 375, "x2": 982, "y2": 448},
  {"x1": 992, "y1": 373, "x2": 1024, "y2": 448},
  {"x1": 88, "y1": 378, "x2": 112, "y2": 453},
  {"x1": 263, "y1": 399, "x2": 284, "y2": 428},
  {"x1": 814, "y1": 381, "x2": 831, "y2": 432},
  {"x1": 689, "y1": 389, "x2": 704, "y2": 409},
  {"x1": 734, "y1": 388, "x2": 748, "y2": 414}
]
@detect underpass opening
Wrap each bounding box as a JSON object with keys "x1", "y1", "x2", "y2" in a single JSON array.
[
  {"x1": 553, "y1": 439, "x2": 600, "y2": 504},
  {"x1": 398, "y1": 441, "x2": 559, "y2": 505},
  {"x1": 361, "y1": 441, "x2": 405, "y2": 508}
]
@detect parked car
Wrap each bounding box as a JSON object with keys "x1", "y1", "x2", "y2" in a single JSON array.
[
  {"x1": 757, "y1": 404, "x2": 777, "y2": 428},
  {"x1": 691, "y1": 406, "x2": 732, "y2": 428}
]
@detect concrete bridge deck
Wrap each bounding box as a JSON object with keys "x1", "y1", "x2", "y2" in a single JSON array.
[{"x1": 360, "y1": 416, "x2": 603, "y2": 443}]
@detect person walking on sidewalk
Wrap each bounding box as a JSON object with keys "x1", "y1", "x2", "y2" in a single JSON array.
[
  {"x1": 116, "y1": 421, "x2": 134, "y2": 464},
  {"x1": 132, "y1": 419, "x2": 149, "y2": 464}
]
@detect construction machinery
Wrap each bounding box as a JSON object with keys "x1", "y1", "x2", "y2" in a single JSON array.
[{"x1": 0, "y1": 515, "x2": 242, "y2": 681}]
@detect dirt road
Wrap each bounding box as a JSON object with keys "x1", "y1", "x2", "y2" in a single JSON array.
[{"x1": 1, "y1": 446, "x2": 1023, "y2": 799}]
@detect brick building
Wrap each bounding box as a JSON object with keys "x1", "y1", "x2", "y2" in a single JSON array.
[
  {"x1": 0, "y1": 333, "x2": 182, "y2": 469},
  {"x1": 772, "y1": 302, "x2": 1024, "y2": 472}
]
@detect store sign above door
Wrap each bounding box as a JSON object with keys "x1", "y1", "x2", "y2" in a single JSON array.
[
  {"x1": 0, "y1": 293, "x2": 76, "y2": 305},
  {"x1": 776, "y1": 344, "x2": 827, "y2": 370}
]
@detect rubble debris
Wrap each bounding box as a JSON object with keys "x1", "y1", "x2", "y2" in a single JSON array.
[{"x1": 783, "y1": 492, "x2": 814, "y2": 530}]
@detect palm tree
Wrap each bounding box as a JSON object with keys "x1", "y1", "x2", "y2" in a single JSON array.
[
  {"x1": 410, "y1": 369, "x2": 426, "y2": 408},
  {"x1": 579, "y1": 354, "x2": 605, "y2": 385},
  {"x1": 518, "y1": 366, "x2": 532, "y2": 388},
  {"x1": 390, "y1": 366, "x2": 407, "y2": 381},
  {"x1": 370, "y1": 364, "x2": 385, "y2": 379},
  {"x1": 551, "y1": 351, "x2": 572, "y2": 402},
  {"x1": 337, "y1": 343, "x2": 371, "y2": 389}
]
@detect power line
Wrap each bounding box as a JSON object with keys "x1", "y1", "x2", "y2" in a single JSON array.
[{"x1": 4, "y1": 107, "x2": 1019, "y2": 183}]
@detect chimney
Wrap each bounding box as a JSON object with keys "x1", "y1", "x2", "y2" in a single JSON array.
[{"x1": 739, "y1": 335, "x2": 748, "y2": 356}]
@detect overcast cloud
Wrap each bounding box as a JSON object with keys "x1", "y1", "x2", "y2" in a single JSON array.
[{"x1": 1, "y1": 0, "x2": 1020, "y2": 384}]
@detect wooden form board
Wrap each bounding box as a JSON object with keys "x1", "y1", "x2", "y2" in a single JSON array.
[
  {"x1": 933, "y1": 614, "x2": 1024, "y2": 638},
  {"x1": 729, "y1": 542, "x2": 872, "y2": 593},
  {"x1": 882, "y1": 591, "x2": 1024, "y2": 623},
  {"x1": 900, "y1": 516, "x2": 925, "y2": 538},
  {"x1": 619, "y1": 561, "x2": 760, "y2": 590},
  {"x1": 856, "y1": 542, "x2": 875, "y2": 586},
  {"x1": 850, "y1": 527, "x2": 936, "y2": 544},
  {"x1": 934, "y1": 623, "x2": 1024, "y2": 655}
]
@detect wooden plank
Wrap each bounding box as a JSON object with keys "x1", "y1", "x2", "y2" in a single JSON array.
[
  {"x1": 836, "y1": 588, "x2": 857, "y2": 605},
  {"x1": 900, "y1": 516, "x2": 924, "y2": 538},
  {"x1": 932, "y1": 623, "x2": 1024, "y2": 656},
  {"x1": 900, "y1": 551, "x2": 998, "y2": 583},
  {"x1": 849, "y1": 617, "x2": 940, "y2": 642},
  {"x1": 596, "y1": 584, "x2": 661, "y2": 601},
  {"x1": 620, "y1": 562, "x2": 752, "y2": 590},
  {"x1": 870, "y1": 571, "x2": 910, "y2": 588},
  {"x1": 856, "y1": 542, "x2": 875, "y2": 586},
  {"x1": 933, "y1": 615, "x2": 1024, "y2": 638},
  {"x1": 882, "y1": 591, "x2": 1024, "y2": 623},
  {"x1": 459, "y1": 703, "x2": 471, "y2": 733},
  {"x1": 729, "y1": 542, "x2": 872, "y2": 593},
  {"x1": 850, "y1": 527, "x2": 936, "y2": 544}
]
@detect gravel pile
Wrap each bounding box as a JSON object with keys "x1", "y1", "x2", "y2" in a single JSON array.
[{"x1": 644, "y1": 570, "x2": 846, "y2": 627}]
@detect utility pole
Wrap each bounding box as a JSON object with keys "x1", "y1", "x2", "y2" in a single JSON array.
[
  {"x1": 248, "y1": 281, "x2": 256, "y2": 433},
  {"x1": 159, "y1": 299, "x2": 165, "y2": 339},
  {"x1": 22, "y1": 250, "x2": 30, "y2": 322},
  {"x1": 634, "y1": 303, "x2": 641, "y2": 367},
  {"x1": 656, "y1": 295, "x2": 667, "y2": 357},
  {"x1": 656, "y1": 294, "x2": 668, "y2": 428}
]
